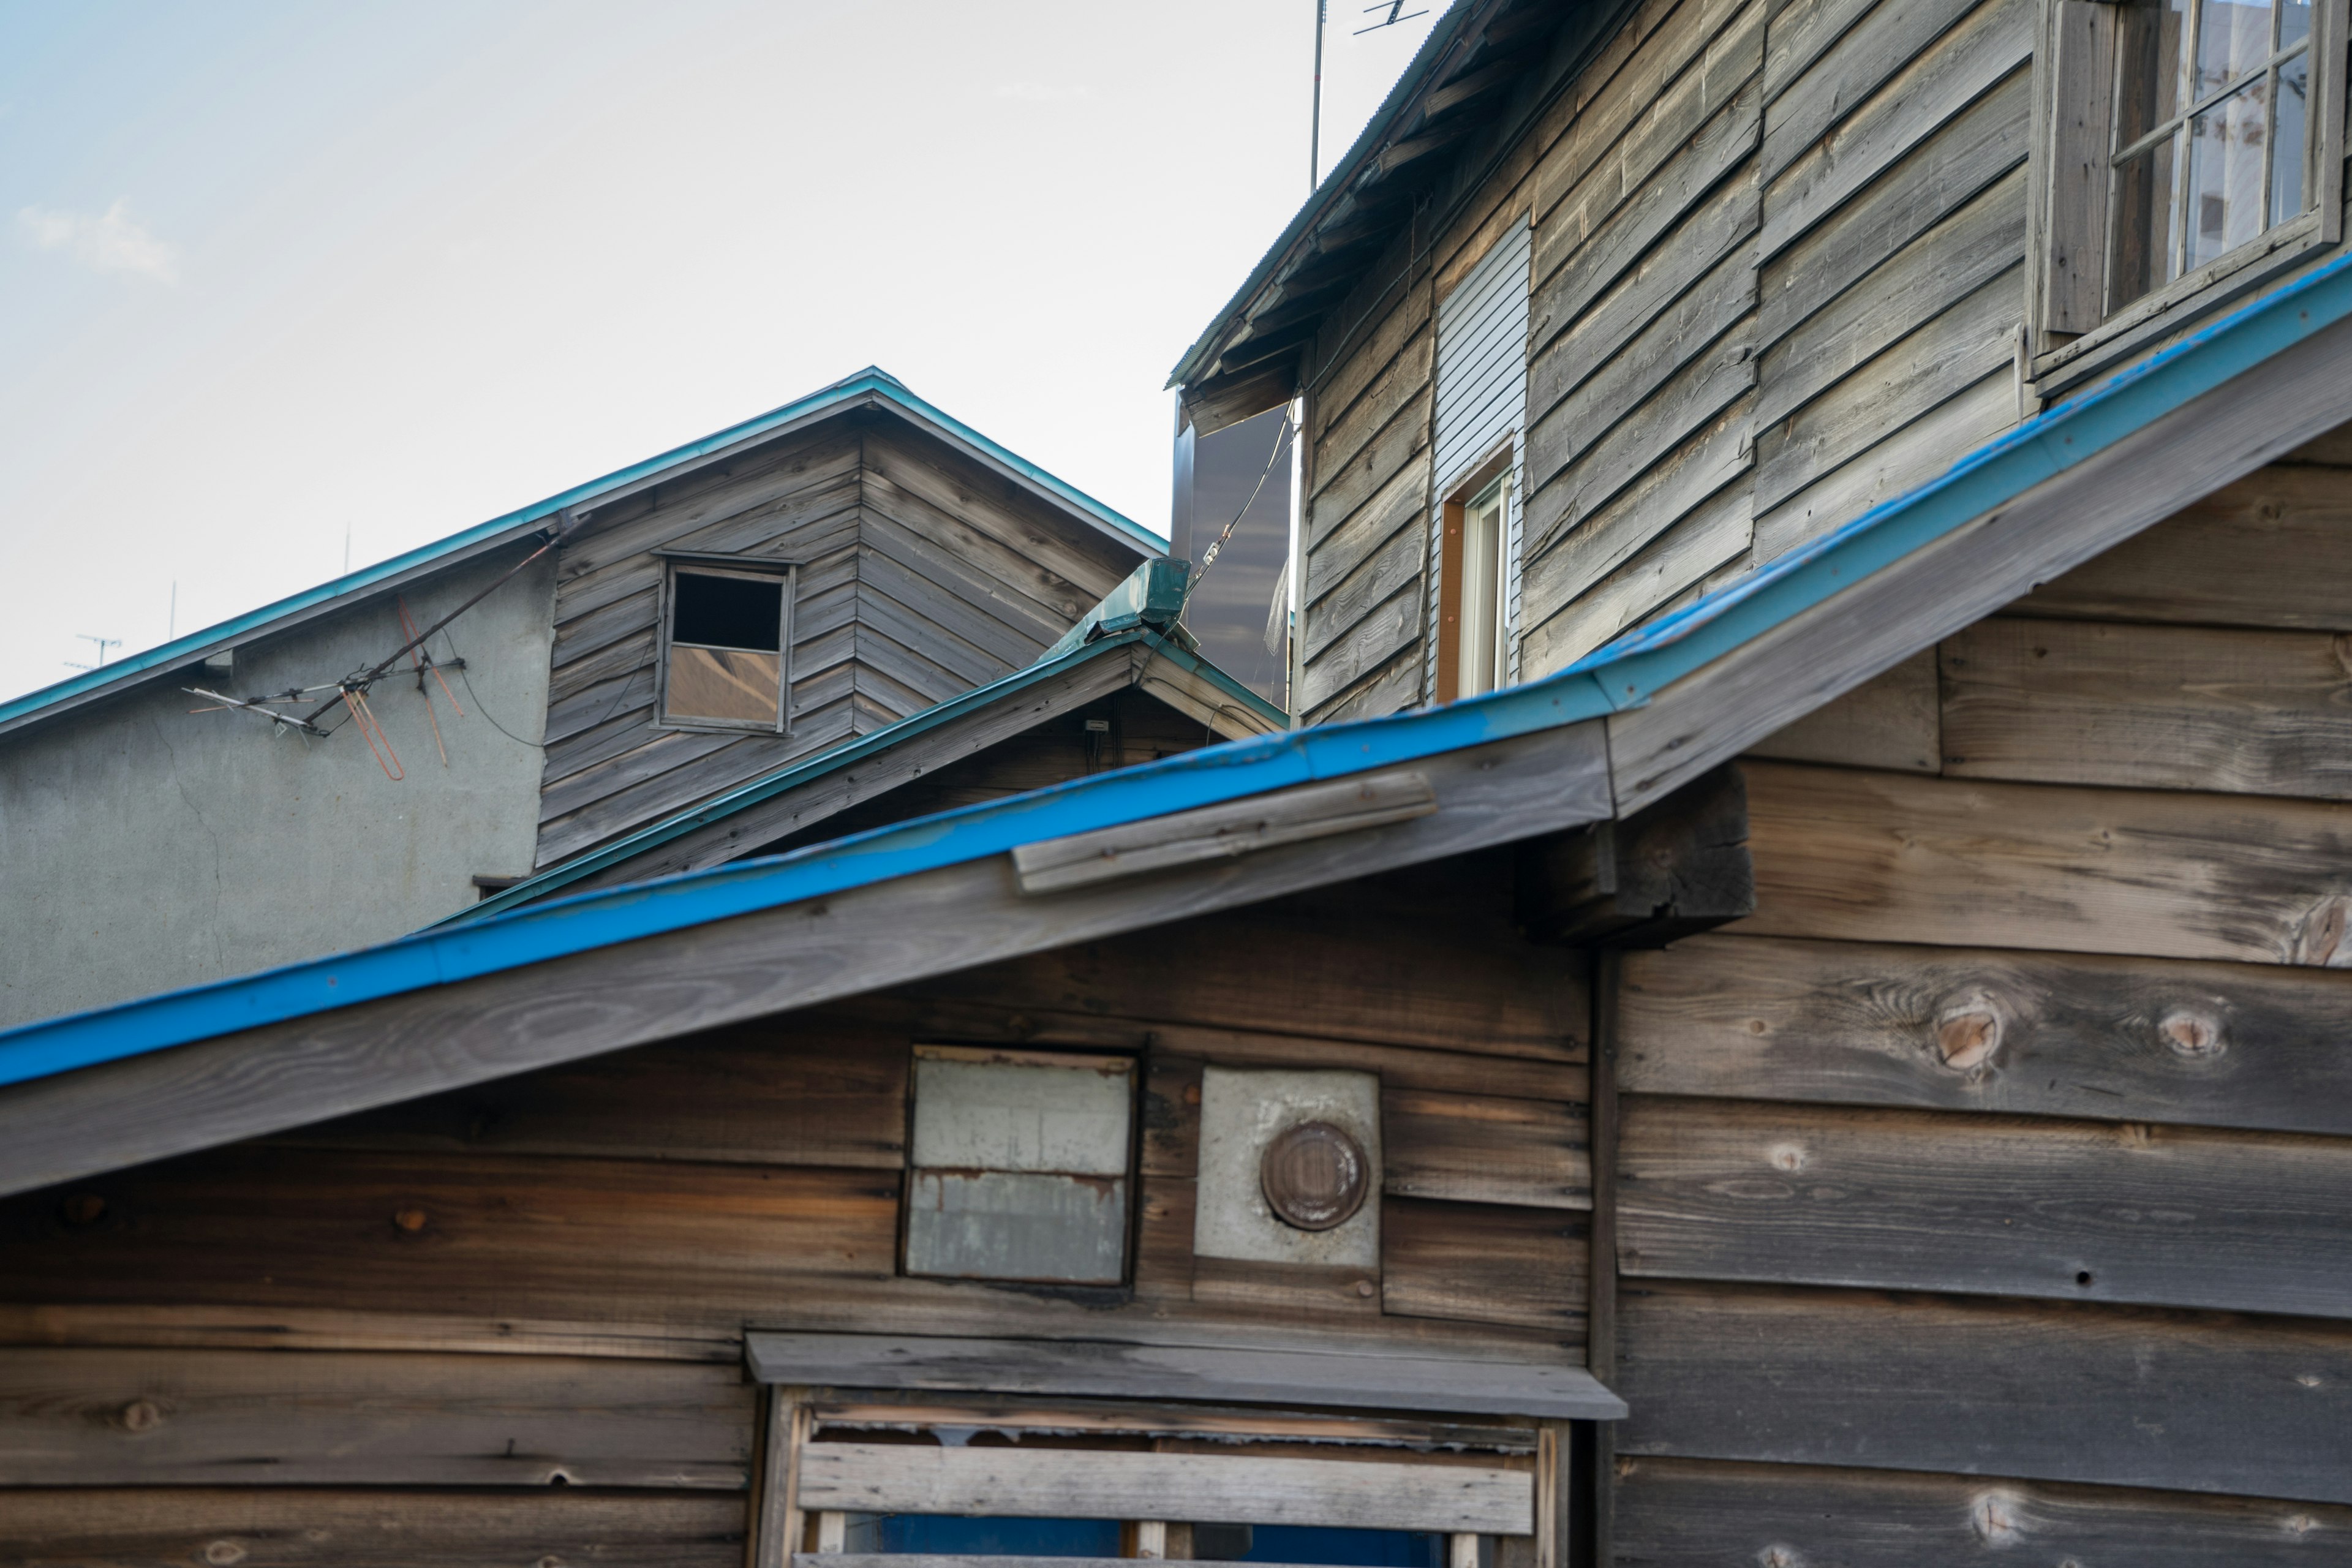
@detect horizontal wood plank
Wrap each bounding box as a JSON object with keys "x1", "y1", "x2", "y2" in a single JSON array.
[
  {"x1": 0, "y1": 1489, "x2": 745, "y2": 1567},
  {"x1": 1942, "y1": 617, "x2": 2352, "y2": 798},
  {"x1": 1743, "y1": 648, "x2": 1939, "y2": 773},
  {"x1": 0, "y1": 1347, "x2": 750, "y2": 1487},
  {"x1": 1616, "y1": 1280, "x2": 2352, "y2": 1501},
  {"x1": 1618, "y1": 932, "x2": 2352, "y2": 1136},
  {"x1": 1618, "y1": 1095, "x2": 2352, "y2": 1319},
  {"x1": 795, "y1": 1441, "x2": 1534, "y2": 1533},
  {"x1": 1615, "y1": 1453, "x2": 2352, "y2": 1567},
  {"x1": 1382, "y1": 1090, "x2": 1591, "y2": 1209},
  {"x1": 1381, "y1": 1199, "x2": 1590, "y2": 1335},
  {"x1": 1738, "y1": 760, "x2": 2352, "y2": 966}
]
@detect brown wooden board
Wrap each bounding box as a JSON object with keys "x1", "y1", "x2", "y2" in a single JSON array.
[
  {"x1": 1618, "y1": 932, "x2": 2352, "y2": 1136},
  {"x1": 278, "y1": 1020, "x2": 908, "y2": 1168},
  {"x1": 0, "y1": 1148, "x2": 900, "y2": 1327},
  {"x1": 1613, "y1": 1453, "x2": 2352, "y2": 1566},
  {"x1": 1941, "y1": 617, "x2": 2352, "y2": 798},
  {"x1": 1615, "y1": 1280, "x2": 2352, "y2": 1501},
  {"x1": 1738, "y1": 760, "x2": 2352, "y2": 967},
  {"x1": 2013, "y1": 464, "x2": 2352, "y2": 630},
  {"x1": 1617, "y1": 1095, "x2": 2352, "y2": 1319},
  {"x1": 0, "y1": 1346, "x2": 751, "y2": 1488},
  {"x1": 0, "y1": 1488, "x2": 745, "y2": 1567},
  {"x1": 1381, "y1": 1198, "x2": 1590, "y2": 1336},
  {"x1": 1742, "y1": 648, "x2": 1939, "y2": 772},
  {"x1": 0, "y1": 1301, "x2": 742, "y2": 1362},
  {"x1": 1382, "y1": 1090, "x2": 1592, "y2": 1210}
]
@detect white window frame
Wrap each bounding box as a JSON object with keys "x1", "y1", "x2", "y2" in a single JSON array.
[
  {"x1": 2032, "y1": 0, "x2": 2349, "y2": 388},
  {"x1": 1430, "y1": 443, "x2": 1519, "y2": 706},
  {"x1": 655, "y1": 552, "x2": 797, "y2": 736}
]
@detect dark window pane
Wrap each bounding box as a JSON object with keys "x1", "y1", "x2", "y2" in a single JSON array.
[
  {"x1": 875, "y1": 1515, "x2": 1123, "y2": 1556},
  {"x1": 2274, "y1": 48, "x2": 2311, "y2": 224},
  {"x1": 2116, "y1": 0, "x2": 2189, "y2": 146},
  {"x1": 673, "y1": 571, "x2": 782, "y2": 652},
  {"x1": 1238, "y1": 1526, "x2": 1447, "y2": 1567},
  {"x1": 2110, "y1": 134, "x2": 2181, "y2": 309}
]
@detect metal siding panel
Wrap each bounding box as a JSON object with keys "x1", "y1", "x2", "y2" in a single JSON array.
[
  {"x1": 904, "y1": 1170, "x2": 1129, "y2": 1284},
  {"x1": 1430, "y1": 221, "x2": 1530, "y2": 696}
]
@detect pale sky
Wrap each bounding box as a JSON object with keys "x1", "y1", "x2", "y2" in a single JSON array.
[{"x1": 0, "y1": 0, "x2": 1439, "y2": 703}]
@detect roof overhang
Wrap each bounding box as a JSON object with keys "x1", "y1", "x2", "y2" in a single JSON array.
[
  {"x1": 0, "y1": 369, "x2": 1158, "y2": 743},
  {"x1": 10, "y1": 246, "x2": 2352, "y2": 1194}
]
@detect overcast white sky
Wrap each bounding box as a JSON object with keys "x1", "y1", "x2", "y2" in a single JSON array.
[{"x1": 0, "y1": 0, "x2": 1439, "y2": 703}]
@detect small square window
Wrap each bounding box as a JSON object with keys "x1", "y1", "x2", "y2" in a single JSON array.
[
  {"x1": 658, "y1": 559, "x2": 794, "y2": 732},
  {"x1": 2039, "y1": 0, "x2": 2345, "y2": 358}
]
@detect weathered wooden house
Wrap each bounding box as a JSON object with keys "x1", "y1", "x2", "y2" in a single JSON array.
[
  {"x1": 9, "y1": 1, "x2": 2352, "y2": 1564},
  {"x1": 0, "y1": 369, "x2": 1175, "y2": 1028}
]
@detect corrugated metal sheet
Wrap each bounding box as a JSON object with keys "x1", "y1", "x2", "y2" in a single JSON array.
[{"x1": 1427, "y1": 219, "x2": 1532, "y2": 698}]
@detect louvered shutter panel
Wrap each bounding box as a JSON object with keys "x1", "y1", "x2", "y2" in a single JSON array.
[{"x1": 1426, "y1": 219, "x2": 1531, "y2": 698}]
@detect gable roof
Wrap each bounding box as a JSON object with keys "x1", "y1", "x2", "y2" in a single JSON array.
[
  {"x1": 451, "y1": 560, "x2": 1286, "y2": 922},
  {"x1": 0, "y1": 368, "x2": 1159, "y2": 742},
  {"x1": 7, "y1": 243, "x2": 2352, "y2": 1197}
]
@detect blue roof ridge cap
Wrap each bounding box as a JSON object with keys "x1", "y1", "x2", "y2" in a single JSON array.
[{"x1": 0, "y1": 370, "x2": 1156, "y2": 734}]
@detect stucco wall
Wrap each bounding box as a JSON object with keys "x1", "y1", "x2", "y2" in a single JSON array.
[{"x1": 0, "y1": 545, "x2": 554, "y2": 1028}]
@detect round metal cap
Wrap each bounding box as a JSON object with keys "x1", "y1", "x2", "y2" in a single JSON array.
[{"x1": 1260, "y1": 1120, "x2": 1369, "y2": 1231}]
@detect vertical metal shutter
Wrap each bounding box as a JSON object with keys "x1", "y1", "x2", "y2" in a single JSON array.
[{"x1": 1426, "y1": 218, "x2": 1532, "y2": 698}]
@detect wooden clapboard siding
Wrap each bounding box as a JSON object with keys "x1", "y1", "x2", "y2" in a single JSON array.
[
  {"x1": 0, "y1": 1489, "x2": 746, "y2": 1568},
  {"x1": 1614, "y1": 1281, "x2": 2352, "y2": 1503},
  {"x1": 0, "y1": 1347, "x2": 751, "y2": 1487},
  {"x1": 1613, "y1": 1454, "x2": 2352, "y2": 1567},
  {"x1": 1518, "y1": 484, "x2": 1754, "y2": 677},
  {"x1": 1739, "y1": 759, "x2": 2352, "y2": 965},
  {"x1": 536, "y1": 413, "x2": 1141, "y2": 865},
  {"x1": 1618, "y1": 932, "x2": 2352, "y2": 1136},
  {"x1": 1942, "y1": 617, "x2": 2352, "y2": 799},
  {"x1": 1741, "y1": 647, "x2": 1939, "y2": 772},
  {"x1": 1382, "y1": 1090, "x2": 1591, "y2": 1209},
  {"x1": 1382, "y1": 1199, "x2": 1589, "y2": 1335},
  {"x1": 1619, "y1": 1095, "x2": 2352, "y2": 1319}
]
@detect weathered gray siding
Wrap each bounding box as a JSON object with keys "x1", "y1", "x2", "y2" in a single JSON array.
[
  {"x1": 0, "y1": 545, "x2": 556, "y2": 1028},
  {"x1": 535, "y1": 413, "x2": 1144, "y2": 865}
]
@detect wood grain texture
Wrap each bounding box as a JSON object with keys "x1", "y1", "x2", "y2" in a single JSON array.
[
  {"x1": 1743, "y1": 648, "x2": 1938, "y2": 772},
  {"x1": 277, "y1": 1020, "x2": 908, "y2": 1168},
  {"x1": 1760, "y1": 0, "x2": 1980, "y2": 180},
  {"x1": 1941, "y1": 617, "x2": 2352, "y2": 798},
  {"x1": 1618, "y1": 1095, "x2": 2352, "y2": 1318},
  {"x1": 0, "y1": 1302, "x2": 742, "y2": 1363},
  {"x1": 0, "y1": 1346, "x2": 751, "y2": 1487},
  {"x1": 1381, "y1": 1198, "x2": 1591, "y2": 1335},
  {"x1": 0, "y1": 1148, "x2": 900, "y2": 1326},
  {"x1": 0, "y1": 722, "x2": 1610, "y2": 1200},
  {"x1": 1618, "y1": 932, "x2": 2352, "y2": 1135},
  {"x1": 1382, "y1": 1089, "x2": 1592, "y2": 1209},
  {"x1": 796, "y1": 1442, "x2": 1534, "y2": 1533},
  {"x1": 2015, "y1": 463, "x2": 2352, "y2": 630},
  {"x1": 1738, "y1": 760, "x2": 2352, "y2": 966},
  {"x1": 1519, "y1": 483, "x2": 1754, "y2": 679},
  {"x1": 0, "y1": 1489, "x2": 746, "y2": 1568},
  {"x1": 1614, "y1": 1453, "x2": 2352, "y2": 1566},
  {"x1": 1610, "y1": 300, "x2": 2352, "y2": 810},
  {"x1": 1615, "y1": 1280, "x2": 2352, "y2": 1500}
]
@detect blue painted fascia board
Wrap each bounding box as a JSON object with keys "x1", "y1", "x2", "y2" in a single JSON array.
[
  {"x1": 0, "y1": 371, "x2": 1157, "y2": 736},
  {"x1": 8, "y1": 243, "x2": 2352, "y2": 1092}
]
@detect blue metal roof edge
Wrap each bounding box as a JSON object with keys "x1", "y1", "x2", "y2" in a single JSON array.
[
  {"x1": 0, "y1": 371, "x2": 1156, "y2": 734},
  {"x1": 447, "y1": 621, "x2": 1280, "y2": 926},
  {"x1": 8, "y1": 243, "x2": 2352, "y2": 1092}
]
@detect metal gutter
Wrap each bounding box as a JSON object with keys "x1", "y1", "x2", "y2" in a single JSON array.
[
  {"x1": 0, "y1": 370, "x2": 1156, "y2": 739},
  {"x1": 9, "y1": 243, "x2": 2352, "y2": 1090}
]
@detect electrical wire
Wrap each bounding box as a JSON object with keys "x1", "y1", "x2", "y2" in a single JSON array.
[{"x1": 437, "y1": 627, "x2": 545, "y2": 748}]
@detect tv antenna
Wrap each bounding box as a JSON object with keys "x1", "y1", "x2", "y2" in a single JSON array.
[
  {"x1": 1355, "y1": 1, "x2": 1429, "y2": 34},
  {"x1": 66, "y1": 634, "x2": 122, "y2": 672}
]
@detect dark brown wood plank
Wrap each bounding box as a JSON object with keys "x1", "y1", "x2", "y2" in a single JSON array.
[
  {"x1": 1382, "y1": 1089, "x2": 1591, "y2": 1210},
  {"x1": 2015, "y1": 464, "x2": 2352, "y2": 630},
  {"x1": 0, "y1": 1347, "x2": 751, "y2": 1487},
  {"x1": 1942, "y1": 617, "x2": 2352, "y2": 798},
  {"x1": 0, "y1": 1301, "x2": 740, "y2": 1362},
  {"x1": 1381, "y1": 1198, "x2": 1589, "y2": 1336},
  {"x1": 1619, "y1": 932, "x2": 2352, "y2": 1136},
  {"x1": 277, "y1": 1019, "x2": 907, "y2": 1167},
  {"x1": 0, "y1": 1148, "x2": 900, "y2": 1327},
  {"x1": 1738, "y1": 761, "x2": 2352, "y2": 967},
  {"x1": 1618, "y1": 1095, "x2": 2352, "y2": 1319},
  {"x1": 1615, "y1": 1453, "x2": 2352, "y2": 1567},
  {"x1": 0, "y1": 1488, "x2": 744, "y2": 1568},
  {"x1": 1743, "y1": 648, "x2": 1939, "y2": 772},
  {"x1": 1616, "y1": 1280, "x2": 2352, "y2": 1501},
  {"x1": 1517, "y1": 764, "x2": 1752, "y2": 948}
]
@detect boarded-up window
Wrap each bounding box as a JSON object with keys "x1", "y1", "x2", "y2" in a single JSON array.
[
  {"x1": 1427, "y1": 219, "x2": 1531, "y2": 702},
  {"x1": 660, "y1": 559, "x2": 795, "y2": 731},
  {"x1": 902, "y1": 1046, "x2": 1135, "y2": 1285}
]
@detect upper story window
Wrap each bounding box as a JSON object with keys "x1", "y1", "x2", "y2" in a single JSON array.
[
  {"x1": 1438, "y1": 472, "x2": 1510, "y2": 703},
  {"x1": 2040, "y1": 0, "x2": 2345, "y2": 355},
  {"x1": 658, "y1": 557, "x2": 795, "y2": 732}
]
